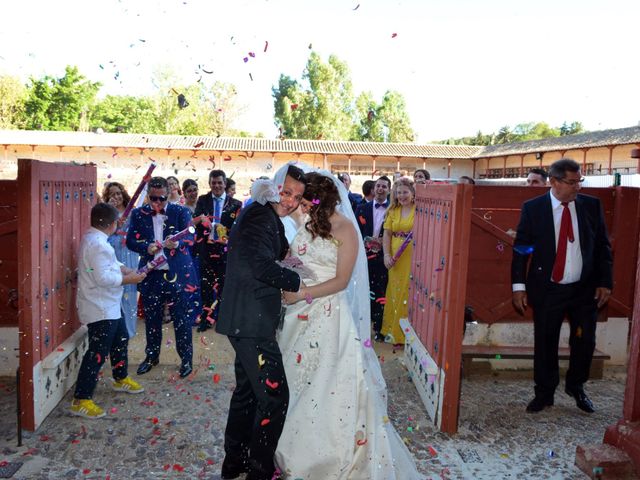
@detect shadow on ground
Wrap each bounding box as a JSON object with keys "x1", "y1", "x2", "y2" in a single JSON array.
[{"x1": 0, "y1": 320, "x2": 626, "y2": 479}]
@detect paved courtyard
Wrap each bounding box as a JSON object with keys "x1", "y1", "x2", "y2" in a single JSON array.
[{"x1": 0, "y1": 321, "x2": 626, "y2": 479}]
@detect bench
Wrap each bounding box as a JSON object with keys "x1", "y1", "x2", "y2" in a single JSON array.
[{"x1": 461, "y1": 345, "x2": 611, "y2": 379}]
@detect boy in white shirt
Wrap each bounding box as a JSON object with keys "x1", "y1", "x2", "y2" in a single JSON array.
[{"x1": 71, "y1": 203, "x2": 147, "y2": 419}]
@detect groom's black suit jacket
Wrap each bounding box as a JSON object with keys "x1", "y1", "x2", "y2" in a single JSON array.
[
  {"x1": 511, "y1": 192, "x2": 613, "y2": 306},
  {"x1": 216, "y1": 202, "x2": 301, "y2": 338}
]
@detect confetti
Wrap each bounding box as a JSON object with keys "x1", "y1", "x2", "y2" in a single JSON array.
[
  {"x1": 213, "y1": 374, "x2": 221, "y2": 384},
  {"x1": 263, "y1": 40, "x2": 269, "y2": 52},
  {"x1": 260, "y1": 418, "x2": 271, "y2": 426},
  {"x1": 258, "y1": 354, "x2": 266, "y2": 367},
  {"x1": 514, "y1": 245, "x2": 534, "y2": 255},
  {"x1": 265, "y1": 379, "x2": 279, "y2": 389},
  {"x1": 391, "y1": 33, "x2": 398, "y2": 38},
  {"x1": 163, "y1": 272, "x2": 178, "y2": 283},
  {"x1": 296, "y1": 353, "x2": 302, "y2": 363},
  {"x1": 375, "y1": 297, "x2": 387, "y2": 305}
]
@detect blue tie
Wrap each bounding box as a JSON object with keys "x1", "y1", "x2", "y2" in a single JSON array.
[
  {"x1": 213, "y1": 197, "x2": 222, "y2": 240},
  {"x1": 375, "y1": 202, "x2": 387, "y2": 209}
]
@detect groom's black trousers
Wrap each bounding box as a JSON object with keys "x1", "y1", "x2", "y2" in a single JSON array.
[{"x1": 224, "y1": 335, "x2": 289, "y2": 479}]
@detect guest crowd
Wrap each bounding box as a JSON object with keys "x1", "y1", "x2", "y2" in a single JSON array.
[{"x1": 72, "y1": 160, "x2": 610, "y2": 421}]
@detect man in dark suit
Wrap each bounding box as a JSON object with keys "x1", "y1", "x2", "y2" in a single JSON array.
[
  {"x1": 511, "y1": 158, "x2": 613, "y2": 414},
  {"x1": 217, "y1": 165, "x2": 306, "y2": 480},
  {"x1": 194, "y1": 170, "x2": 242, "y2": 331},
  {"x1": 338, "y1": 172, "x2": 363, "y2": 212},
  {"x1": 355, "y1": 175, "x2": 391, "y2": 341},
  {"x1": 126, "y1": 177, "x2": 199, "y2": 378}
]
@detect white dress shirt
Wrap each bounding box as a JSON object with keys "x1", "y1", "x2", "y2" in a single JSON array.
[
  {"x1": 513, "y1": 191, "x2": 582, "y2": 291},
  {"x1": 209, "y1": 192, "x2": 226, "y2": 240},
  {"x1": 152, "y1": 211, "x2": 169, "y2": 270},
  {"x1": 549, "y1": 190, "x2": 582, "y2": 284},
  {"x1": 76, "y1": 227, "x2": 124, "y2": 324},
  {"x1": 372, "y1": 200, "x2": 389, "y2": 238}
]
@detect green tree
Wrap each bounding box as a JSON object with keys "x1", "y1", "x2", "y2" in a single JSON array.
[
  {"x1": 560, "y1": 121, "x2": 584, "y2": 136},
  {"x1": 273, "y1": 52, "x2": 355, "y2": 140},
  {"x1": 354, "y1": 91, "x2": 385, "y2": 141},
  {"x1": 274, "y1": 52, "x2": 415, "y2": 142},
  {"x1": 0, "y1": 75, "x2": 27, "y2": 129},
  {"x1": 378, "y1": 90, "x2": 414, "y2": 142},
  {"x1": 90, "y1": 95, "x2": 159, "y2": 133},
  {"x1": 24, "y1": 66, "x2": 100, "y2": 131}
]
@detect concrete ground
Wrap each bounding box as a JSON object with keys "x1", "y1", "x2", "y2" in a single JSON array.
[{"x1": 0, "y1": 320, "x2": 627, "y2": 479}]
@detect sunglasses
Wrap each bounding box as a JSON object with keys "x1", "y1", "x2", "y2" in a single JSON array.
[{"x1": 149, "y1": 195, "x2": 168, "y2": 202}]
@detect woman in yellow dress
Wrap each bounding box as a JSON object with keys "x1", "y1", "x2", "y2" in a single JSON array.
[{"x1": 381, "y1": 177, "x2": 416, "y2": 346}]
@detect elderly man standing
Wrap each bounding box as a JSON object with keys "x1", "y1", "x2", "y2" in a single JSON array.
[
  {"x1": 511, "y1": 159, "x2": 612, "y2": 414},
  {"x1": 194, "y1": 169, "x2": 242, "y2": 331}
]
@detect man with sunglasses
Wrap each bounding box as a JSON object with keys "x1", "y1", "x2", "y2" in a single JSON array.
[
  {"x1": 512, "y1": 159, "x2": 612, "y2": 414},
  {"x1": 126, "y1": 176, "x2": 199, "y2": 378}
]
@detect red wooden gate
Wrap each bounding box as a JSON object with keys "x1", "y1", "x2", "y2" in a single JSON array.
[
  {"x1": 17, "y1": 159, "x2": 96, "y2": 430},
  {"x1": 404, "y1": 185, "x2": 639, "y2": 434},
  {"x1": 403, "y1": 184, "x2": 472, "y2": 433}
]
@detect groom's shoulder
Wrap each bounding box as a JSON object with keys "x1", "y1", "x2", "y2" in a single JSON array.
[{"x1": 237, "y1": 201, "x2": 273, "y2": 223}]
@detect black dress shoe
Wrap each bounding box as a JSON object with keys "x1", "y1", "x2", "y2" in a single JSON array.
[
  {"x1": 179, "y1": 362, "x2": 193, "y2": 378},
  {"x1": 196, "y1": 322, "x2": 211, "y2": 332},
  {"x1": 565, "y1": 388, "x2": 595, "y2": 413},
  {"x1": 526, "y1": 396, "x2": 554, "y2": 413},
  {"x1": 136, "y1": 357, "x2": 159, "y2": 375},
  {"x1": 220, "y1": 457, "x2": 249, "y2": 479}
]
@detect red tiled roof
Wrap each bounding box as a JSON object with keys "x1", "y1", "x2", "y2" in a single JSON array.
[{"x1": 0, "y1": 130, "x2": 480, "y2": 159}]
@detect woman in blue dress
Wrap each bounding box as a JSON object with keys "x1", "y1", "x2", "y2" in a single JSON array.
[{"x1": 102, "y1": 182, "x2": 140, "y2": 338}]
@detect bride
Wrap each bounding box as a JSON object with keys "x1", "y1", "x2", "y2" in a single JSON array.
[{"x1": 273, "y1": 169, "x2": 423, "y2": 479}]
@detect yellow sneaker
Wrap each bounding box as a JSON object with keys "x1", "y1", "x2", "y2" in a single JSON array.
[
  {"x1": 70, "y1": 399, "x2": 106, "y2": 419},
  {"x1": 111, "y1": 376, "x2": 144, "y2": 394}
]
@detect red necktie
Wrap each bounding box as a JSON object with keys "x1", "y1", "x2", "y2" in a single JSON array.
[{"x1": 551, "y1": 202, "x2": 575, "y2": 282}]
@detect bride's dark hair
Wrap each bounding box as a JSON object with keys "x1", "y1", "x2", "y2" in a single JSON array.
[{"x1": 303, "y1": 172, "x2": 340, "y2": 240}]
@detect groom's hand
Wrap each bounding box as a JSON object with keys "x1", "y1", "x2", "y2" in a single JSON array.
[{"x1": 283, "y1": 290, "x2": 300, "y2": 305}]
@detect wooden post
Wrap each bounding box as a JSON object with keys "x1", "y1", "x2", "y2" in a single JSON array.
[
  {"x1": 423, "y1": 158, "x2": 427, "y2": 169},
  {"x1": 323, "y1": 153, "x2": 328, "y2": 171},
  {"x1": 447, "y1": 159, "x2": 452, "y2": 178},
  {"x1": 372, "y1": 156, "x2": 377, "y2": 177},
  {"x1": 601, "y1": 233, "x2": 640, "y2": 473},
  {"x1": 348, "y1": 156, "x2": 352, "y2": 176},
  {"x1": 607, "y1": 146, "x2": 615, "y2": 175},
  {"x1": 502, "y1": 156, "x2": 507, "y2": 178},
  {"x1": 472, "y1": 159, "x2": 477, "y2": 179},
  {"x1": 519, "y1": 155, "x2": 524, "y2": 177},
  {"x1": 582, "y1": 148, "x2": 589, "y2": 172},
  {"x1": 396, "y1": 157, "x2": 401, "y2": 173}
]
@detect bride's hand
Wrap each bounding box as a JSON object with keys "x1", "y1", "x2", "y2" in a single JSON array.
[{"x1": 384, "y1": 254, "x2": 395, "y2": 269}]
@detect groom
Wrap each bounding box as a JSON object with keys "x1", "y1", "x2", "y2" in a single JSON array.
[{"x1": 217, "y1": 164, "x2": 306, "y2": 480}]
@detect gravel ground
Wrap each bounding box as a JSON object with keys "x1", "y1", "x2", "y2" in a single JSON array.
[{"x1": 0, "y1": 320, "x2": 626, "y2": 479}]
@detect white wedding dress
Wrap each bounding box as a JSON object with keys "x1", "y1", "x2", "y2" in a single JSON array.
[{"x1": 275, "y1": 227, "x2": 423, "y2": 479}]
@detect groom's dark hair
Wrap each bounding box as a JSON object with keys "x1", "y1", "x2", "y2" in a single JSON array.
[{"x1": 285, "y1": 164, "x2": 306, "y2": 185}]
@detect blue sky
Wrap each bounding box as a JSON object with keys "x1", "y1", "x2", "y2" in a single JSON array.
[{"x1": 1, "y1": 0, "x2": 639, "y2": 141}]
